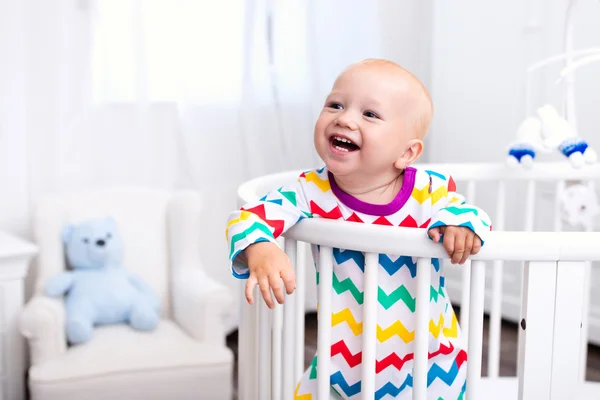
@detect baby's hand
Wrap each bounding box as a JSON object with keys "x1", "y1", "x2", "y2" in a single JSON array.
[
  {"x1": 243, "y1": 242, "x2": 296, "y2": 309},
  {"x1": 428, "y1": 226, "x2": 482, "y2": 265}
]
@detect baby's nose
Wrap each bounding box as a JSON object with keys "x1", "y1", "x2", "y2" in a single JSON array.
[
  {"x1": 96, "y1": 239, "x2": 106, "y2": 247},
  {"x1": 335, "y1": 114, "x2": 358, "y2": 130}
]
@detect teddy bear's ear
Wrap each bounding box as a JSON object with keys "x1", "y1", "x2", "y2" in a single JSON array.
[{"x1": 62, "y1": 225, "x2": 74, "y2": 244}]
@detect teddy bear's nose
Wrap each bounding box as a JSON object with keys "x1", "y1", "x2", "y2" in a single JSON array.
[{"x1": 96, "y1": 239, "x2": 106, "y2": 247}]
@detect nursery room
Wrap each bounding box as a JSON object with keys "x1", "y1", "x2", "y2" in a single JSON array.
[{"x1": 2, "y1": 0, "x2": 600, "y2": 399}]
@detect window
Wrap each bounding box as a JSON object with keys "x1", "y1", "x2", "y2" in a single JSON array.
[{"x1": 91, "y1": 0, "x2": 310, "y2": 105}]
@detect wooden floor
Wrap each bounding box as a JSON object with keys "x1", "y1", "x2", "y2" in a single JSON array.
[{"x1": 226, "y1": 309, "x2": 600, "y2": 399}]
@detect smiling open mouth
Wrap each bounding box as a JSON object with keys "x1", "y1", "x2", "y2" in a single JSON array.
[{"x1": 331, "y1": 136, "x2": 360, "y2": 152}]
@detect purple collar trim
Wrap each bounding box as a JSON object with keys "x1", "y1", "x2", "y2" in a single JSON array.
[{"x1": 328, "y1": 167, "x2": 416, "y2": 216}]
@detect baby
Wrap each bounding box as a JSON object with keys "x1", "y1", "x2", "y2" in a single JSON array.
[{"x1": 226, "y1": 59, "x2": 491, "y2": 399}]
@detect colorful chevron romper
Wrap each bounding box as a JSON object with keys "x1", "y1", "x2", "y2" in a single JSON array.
[{"x1": 226, "y1": 166, "x2": 492, "y2": 400}]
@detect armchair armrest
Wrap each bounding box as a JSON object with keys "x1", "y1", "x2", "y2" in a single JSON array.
[
  {"x1": 172, "y1": 268, "x2": 233, "y2": 345},
  {"x1": 19, "y1": 295, "x2": 67, "y2": 365}
]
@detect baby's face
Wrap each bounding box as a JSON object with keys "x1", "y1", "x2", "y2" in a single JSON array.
[{"x1": 314, "y1": 62, "x2": 427, "y2": 180}]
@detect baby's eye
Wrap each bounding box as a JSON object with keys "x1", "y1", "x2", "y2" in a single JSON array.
[
  {"x1": 327, "y1": 102, "x2": 342, "y2": 110},
  {"x1": 83, "y1": 238, "x2": 89, "y2": 244},
  {"x1": 106, "y1": 233, "x2": 112, "y2": 239},
  {"x1": 364, "y1": 111, "x2": 379, "y2": 119}
]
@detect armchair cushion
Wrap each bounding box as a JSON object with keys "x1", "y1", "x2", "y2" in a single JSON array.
[{"x1": 28, "y1": 321, "x2": 233, "y2": 400}]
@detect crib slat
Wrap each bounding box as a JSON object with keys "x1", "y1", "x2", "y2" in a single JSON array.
[
  {"x1": 551, "y1": 261, "x2": 585, "y2": 398},
  {"x1": 272, "y1": 297, "x2": 283, "y2": 400},
  {"x1": 239, "y1": 283, "x2": 260, "y2": 400},
  {"x1": 580, "y1": 262, "x2": 592, "y2": 382},
  {"x1": 361, "y1": 252, "x2": 379, "y2": 398},
  {"x1": 271, "y1": 237, "x2": 286, "y2": 400},
  {"x1": 488, "y1": 180, "x2": 506, "y2": 378},
  {"x1": 317, "y1": 246, "x2": 333, "y2": 400},
  {"x1": 294, "y1": 241, "x2": 307, "y2": 383},
  {"x1": 466, "y1": 260, "x2": 486, "y2": 398},
  {"x1": 259, "y1": 298, "x2": 272, "y2": 400},
  {"x1": 517, "y1": 182, "x2": 539, "y2": 399},
  {"x1": 413, "y1": 257, "x2": 432, "y2": 400},
  {"x1": 553, "y1": 180, "x2": 565, "y2": 232},
  {"x1": 460, "y1": 180, "x2": 476, "y2": 342},
  {"x1": 524, "y1": 180, "x2": 536, "y2": 231},
  {"x1": 517, "y1": 261, "x2": 557, "y2": 399},
  {"x1": 283, "y1": 239, "x2": 297, "y2": 400},
  {"x1": 579, "y1": 181, "x2": 594, "y2": 382}
]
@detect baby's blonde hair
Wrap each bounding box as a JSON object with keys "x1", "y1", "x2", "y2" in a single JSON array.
[{"x1": 351, "y1": 58, "x2": 434, "y2": 139}]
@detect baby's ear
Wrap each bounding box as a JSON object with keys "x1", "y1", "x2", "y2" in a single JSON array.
[
  {"x1": 395, "y1": 139, "x2": 424, "y2": 169},
  {"x1": 61, "y1": 225, "x2": 74, "y2": 244}
]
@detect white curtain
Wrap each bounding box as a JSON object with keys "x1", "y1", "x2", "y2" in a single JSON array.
[{"x1": 0, "y1": 0, "x2": 432, "y2": 330}]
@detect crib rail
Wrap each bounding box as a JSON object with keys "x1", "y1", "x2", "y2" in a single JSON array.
[
  {"x1": 241, "y1": 225, "x2": 600, "y2": 400},
  {"x1": 283, "y1": 219, "x2": 599, "y2": 261},
  {"x1": 236, "y1": 162, "x2": 600, "y2": 400}
]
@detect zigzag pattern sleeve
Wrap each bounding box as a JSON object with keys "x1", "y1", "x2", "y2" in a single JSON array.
[
  {"x1": 225, "y1": 176, "x2": 312, "y2": 279},
  {"x1": 426, "y1": 174, "x2": 492, "y2": 245}
]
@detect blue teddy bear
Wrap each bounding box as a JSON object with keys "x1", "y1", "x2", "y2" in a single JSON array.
[{"x1": 45, "y1": 217, "x2": 160, "y2": 345}]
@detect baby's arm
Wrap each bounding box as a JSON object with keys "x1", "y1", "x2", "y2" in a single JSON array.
[
  {"x1": 45, "y1": 271, "x2": 75, "y2": 297},
  {"x1": 426, "y1": 174, "x2": 492, "y2": 264},
  {"x1": 226, "y1": 173, "x2": 312, "y2": 308}
]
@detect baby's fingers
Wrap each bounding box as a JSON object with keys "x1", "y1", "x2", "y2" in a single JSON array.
[
  {"x1": 451, "y1": 233, "x2": 466, "y2": 264},
  {"x1": 280, "y1": 264, "x2": 296, "y2": 295},
  {"x1": 472, "y1": 236, "x2": 482, "y2": 255},
  {"x1": 428, "y1": 227, "x2": 444, "y2": 243},
  {"x1": 245, "y1": 275, "x2": 257, "y2": 305},
  {"x1": 442, "y1": 228, "x2": 455, "y2": 257},
  {"x1": 459, "y1": 233, "x2": 474, "y2": 264},
  {"x1": 269, "y1": 273, "x2": 285, "y2": 305},
  {"x1": 258, "y1": 276, "x2": 275, "y2": 309}
]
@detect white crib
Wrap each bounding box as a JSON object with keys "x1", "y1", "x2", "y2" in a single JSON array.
[{"x1": 236, "y1": 161, "x2": 600, "y2": 400}]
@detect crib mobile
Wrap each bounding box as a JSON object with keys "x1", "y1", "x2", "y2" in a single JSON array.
[
  {"x1": 507, "y1": 0, "x2": 600, "y2": 170},
  {"x1": 507, "y1": 0, "x2": 600, "y2": 230},
  {"x1": 508, "y1": 107, "x2": 600, "y2": 232},
  {"x1": 507, "y1": 104, "x2": 597, "y2": 169}
]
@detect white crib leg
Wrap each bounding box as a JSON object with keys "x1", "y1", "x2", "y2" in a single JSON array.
[
  {"x1": 517, "y1": 261, "x2": 557, "y2": 400},
  {"x1": 318, "y1": 247, "x2": 333, "y2": 400},
  {"x1": 414, "y1": 257, "x2": 432, "y2": 400},
  {"x1": 361, "y1": 252, "x2": 379, "y2": 398}
]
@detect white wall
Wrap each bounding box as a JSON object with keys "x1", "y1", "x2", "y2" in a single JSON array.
[
  {"x1": 0, "y1": 1, "x2": 30, "y2": 237},
  {"x1": 378, "y1": 1, "x2": 434, "y2": 102}
]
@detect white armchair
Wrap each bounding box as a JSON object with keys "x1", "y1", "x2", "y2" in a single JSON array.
[{"x1": 19, "y1": 187, "x2": 234, "y2": 400}]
